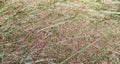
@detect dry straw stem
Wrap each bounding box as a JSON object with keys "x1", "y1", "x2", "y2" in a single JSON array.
[
  {"x1": 60, "y1": 36, "x2": 103, "y2": 64},
  {"x1": 36, "y1": 13, "x2": 78, "y2": 33}
]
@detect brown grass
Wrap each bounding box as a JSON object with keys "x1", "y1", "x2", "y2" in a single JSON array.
[{"x1": 0, "y1": 0, "x2": 120, "y2": 64}]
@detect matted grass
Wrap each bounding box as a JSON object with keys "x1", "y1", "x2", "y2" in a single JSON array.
[{"x1": 0, "y1": 0, "x2": 120, "y2": 64}]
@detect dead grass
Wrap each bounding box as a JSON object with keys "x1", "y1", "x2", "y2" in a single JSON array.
[{"x1": 0, "y1": 0, "x2": 120, "y2": 64}]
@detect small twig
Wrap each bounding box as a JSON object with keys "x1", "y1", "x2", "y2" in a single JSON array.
[
  {"x1": 60, "y1": 36, "x2": 103, "y2": 64},
  {"x1": 37, "y1": 13, "x2": 78, "y2": 33}
]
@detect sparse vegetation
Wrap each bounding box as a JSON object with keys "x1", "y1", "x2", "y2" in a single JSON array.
[{"x1": 0, "y1": 0, "x2": 120, "y2": 64}]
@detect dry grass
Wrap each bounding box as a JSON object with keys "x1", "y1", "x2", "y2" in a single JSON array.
[{"x1": 0, "y1": 0, "x2": 120, "y2": 64}]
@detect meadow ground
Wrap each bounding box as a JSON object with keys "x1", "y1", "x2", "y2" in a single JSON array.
[{"x1": 0, "y1": 0, "x2": 120, "y2": 64}]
